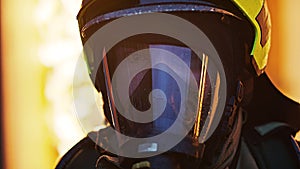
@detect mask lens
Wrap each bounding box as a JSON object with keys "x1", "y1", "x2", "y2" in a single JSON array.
[{"x1": 96, "y1": 34, "x2": 223, "y2": 156}]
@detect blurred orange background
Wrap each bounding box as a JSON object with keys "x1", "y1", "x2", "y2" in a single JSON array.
[{"x1": 1, "y1": 1, "x2": 300, "y2": 169}]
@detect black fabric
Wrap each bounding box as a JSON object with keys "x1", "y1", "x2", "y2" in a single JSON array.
[
  {"x1": 244, "y1": 73, "x2": 300, "y2": 130},
  {"x1": 56, "y1": 125, "x2": 300, "y2": 169},
  {"x1": 55, "y1": 136, "x2": 102, "y2": 169},
  {"x1": 242, "y1": 123, "x2": 300, "y2": 169}
]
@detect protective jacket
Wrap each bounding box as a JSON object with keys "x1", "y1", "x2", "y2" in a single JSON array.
[{"x1": 55, "y1": 122, "x2": 300, "y2": 169}]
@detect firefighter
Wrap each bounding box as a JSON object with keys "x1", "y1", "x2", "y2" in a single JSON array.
[{"x1": 56, "y1": 0, "x2": 300, "y2": 168}]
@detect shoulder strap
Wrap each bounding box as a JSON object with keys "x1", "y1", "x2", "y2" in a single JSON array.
[{"x1": 242, "y1": 122, "x2": 300, "y2": 169}]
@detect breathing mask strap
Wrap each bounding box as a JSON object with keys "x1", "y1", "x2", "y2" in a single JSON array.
[
  {"x1": 212, "y1": 81, "x2": 245, "y2": 169},
  {"x1": 213, "y1": 106, "x2": 243, "y2": 169}
]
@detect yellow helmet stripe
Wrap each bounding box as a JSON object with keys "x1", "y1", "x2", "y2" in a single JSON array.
[{"x1": 231, "y1": 0, "x2": 271, "y2": 72}]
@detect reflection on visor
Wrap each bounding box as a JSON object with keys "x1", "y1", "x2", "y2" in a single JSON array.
[
  {"x1": 100, "y1": 36, "x2": 222, "y2": 157},
  {"x1": 194, "y1": 53, "x2": 208, "y2": 142}
]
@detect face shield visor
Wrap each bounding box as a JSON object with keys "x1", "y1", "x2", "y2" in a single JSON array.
[
  {"x1": 106, "y1": 35, "x2": 224, "y2": 142},
  {"x1": 85, "y1": 33, "x2": 227, "y2": 158},
  {"x1": 80, "y1": 4, "x2": 254, "y2": 160}
]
